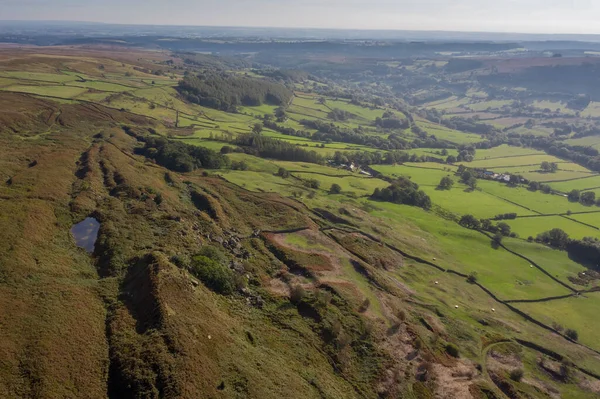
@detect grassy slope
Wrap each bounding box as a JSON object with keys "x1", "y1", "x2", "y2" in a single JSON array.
[{"x1": 2, "y1": 49, "x2": 600, "y2": 399}]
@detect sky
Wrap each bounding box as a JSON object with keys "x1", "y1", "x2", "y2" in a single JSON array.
[{"x1": 3, "y1": 0, "x2": 600, "y2": 34}]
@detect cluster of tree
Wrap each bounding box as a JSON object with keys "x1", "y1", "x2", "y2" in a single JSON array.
[
  {"x1": 255, "y1": 69, "x2": 309, "y2": 83},
  {"x1": 234, "y1": 134, "x2": 324, "y2": 164},
  {"x1": 328, "y1": 108, "x2": 355, "y2": 121},
  {"x1": 302, "y1": 120, "x2": 412, "y2": 150},
  {"x1": 177, "y1": 72, "x2": 293, "y2": 112},
  {"x1": 528, "y1": 181, "x2": 553, "y2": 194},
  {"x1": 371, "y1": 177, "x2": 431, "y2": 209},
  {"x1": 458, "y1": 169, "x2": 478, "y2": 190},
  {"x1": 138, "y1": 136, "x2": 230, "y2": 172},
  {"x1": 535, "y1": 229, "x2": 600, "y2": 280},
  {"x1": 540, "y1": 161, "x2": 559, "y2": 173},
  {"x1": 567, "y1": 190, "x2": 599, "y2": 206},
  {"x1": 459, "y1": 214, "x2": 516, "y2": 242},
  {"x1": 442, "y1": 117, "x2": 499, "y2": 136},
  {"x1": 437, "y1": 176, "x2": 454, "y2": 190},
  {"x1": 331, "y1": 149, "x2": 445, "y2": 167},
  {"x1": 374, "y1": 111, "x2": 410, "y2": 129},
  {"x1": 445, "y1": 58, "x2": 484, "y2": 73}
]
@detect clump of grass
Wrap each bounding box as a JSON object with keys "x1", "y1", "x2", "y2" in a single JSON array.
[{"x1": 509, "y1": 368, "x2": 524, "y2": 382}]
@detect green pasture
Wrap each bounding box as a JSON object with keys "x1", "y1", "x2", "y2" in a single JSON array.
[
  {"x1": 292, "y1": 172, "x2": 388, "y2": 197},
  {"x1": 474, "y1": 145, "x2": 545, "y2": 160},
  {"x1": 478, "y1": 180, "x2": 594, "y2": 214},
  {"x1": 371, "y1": 164, "x2": 456, "y2": 186},
  {"x1": 461, "y1": 154, "x2": 568, "y2": 169},
  {"x1": 416, "y1": 120, "x2": 483, "y2": 144},
  {"x1": 549, "y1": 175, "x2": 600, "y2": 192},
  {"x1": 1, "y1": 84, "x2": 89, "y2": 98},
  {"x1": 520, "y1": 170, "x2": 594, "y2": 182},
  {"x1": 0, "y1": 71, "x2": 77, "y2": 83},
  {"x1": 324, "y1": 99, "x2": 383, "y2": 120},
  {"x1": 365, "y1": 201, "x2": 571, "y2": 300},
  {"x1": 423, "y1": 96, "x2": 471, "y2": 110},
  {"x1": 502, "y1": 238, "x2": 588, "y2": 287},
  {"x1": 505, "y1": 216, "x2": 600, "y2": 240},
  {"x1": 423, "y1": 185, "x2": 536, "y2": 219},
  {"x1": 569, "y1": 212, "x2": 600, "y2": 230},
  {"x1": 515, "y1": 292, "x2": 600, "y2": 351},
  {"x1": 581, "y1": 101, "x2": 600, "y2": 118},
  {"x1": 563, "y1": 135, "x2": 600, "y2": 148}
]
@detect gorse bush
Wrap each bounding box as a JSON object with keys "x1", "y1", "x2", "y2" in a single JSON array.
[{"x1": 190, "y1": 246, "x2": 234, "y2": 295}]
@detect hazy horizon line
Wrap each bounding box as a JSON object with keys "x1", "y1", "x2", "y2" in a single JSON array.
[{"x1": 3, "y1": 18, "x2": 600, "y2": 38}]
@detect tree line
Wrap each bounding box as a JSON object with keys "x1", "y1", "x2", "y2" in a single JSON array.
[{"x1": 233, "y1": 133, "x2": 324, "y2": 164}]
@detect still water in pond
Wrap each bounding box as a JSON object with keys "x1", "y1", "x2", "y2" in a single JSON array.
[{"x1": 71, "y1": 217, "x2": 100, "y2": 253}]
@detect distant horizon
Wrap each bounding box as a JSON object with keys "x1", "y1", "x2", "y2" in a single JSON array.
[
  {"x1": 4, "y1": 0, "x2": 600, "y2": 36},
  {"x1": 4, "y1": 19, "x2": 600, "y2": 40}
]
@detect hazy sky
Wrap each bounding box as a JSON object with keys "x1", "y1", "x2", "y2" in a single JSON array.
[{"x1": 4, "y1": 0, "x2": 600, "y2": 34}]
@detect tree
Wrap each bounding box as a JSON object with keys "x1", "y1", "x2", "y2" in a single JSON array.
[
  {"x1": 277, "y1": 167, "x2": 290, "y2": 178},
  {"x1": 540, "y1": 161, "x2": 551, "y2": 172},
  {"x1": 467, "y1": 271, "x2": 478, "y2": 283},
  {"x1": 537, "y1": 228, "x2": 570, "y2": 249},
  {"x1": 568, "y1": 189, "x2": 581, "y2": 202},
  {"x1": 252, "y1": 123, "x2": 264, "y2": 135},
  {"x1": 459, "y1": 214, "x2": 481, "y2": 229},
  {"x1": 461, "y1": 171, "x2": 473, "y2": 183},
  {"x1": 466, "y1": 177, "x2": 477, "y2": 190},
  {"x1": 438, "y1": 176, "x2": 454, "y2": 190},
  {"x1": 496, "y1": 222, "x2": 511, "y2": 236},
  {"x1": 550, "y1": 162, "x2": 559, "y2": 172},
  {"x1": 446, "y1": 155, "x2": 457, "y2": 164},
  {"x1": 565, "y1": 329, "x2": 579, "y2": 341},
  {"x1": 510, "y1": 369, "x2": 524, "y2": 382},
  {"x1": 580, "y1": 191, "x2": 596, "y2": 206},
  {"x1": 493, "y1": 232, "x2": 503, "y2": 245},
  {"x1": 330, "y1": 183, "x2": 342, "y2": 194}
]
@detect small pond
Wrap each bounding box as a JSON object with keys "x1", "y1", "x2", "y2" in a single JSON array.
[{"x1": 71, "y1": 217, "x2": 100, "y2": 253}]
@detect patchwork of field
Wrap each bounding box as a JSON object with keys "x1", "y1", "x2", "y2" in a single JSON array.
[
  {"x1": 477, "y1": 180, "x2": 594, "y2": 215},
  {"x1": 549, "y1": 175, "x2": 600, "y2": 192},
  {"x1": 363, "y1": 201, "x2": 573, "y2": 300},
  {"x1": 415, "y1": 120, "x2": 483, "y2": 144},
  {"x1": 515, "y1": 292, "x2": 600, "y2": 351},
  {"x1": 504, "y1": 216, "x2": 599, "y2": 240}
]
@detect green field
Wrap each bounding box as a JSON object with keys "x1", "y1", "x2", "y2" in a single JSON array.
[
  {"x1": 549, "y1": 175, "x2": 600, "y2": 192},
  {"x1": 474, "y1": 145, "x2": 546, "y2": 160},
  {"x1": 505, "y1": 216, "x2": 599, "y2": 240},
  {"x1": 292, "y1": 172, "x2": 388, "y2": 196},
  {"x1": 569, "y1": 212, "x2": 600, "y2": 230},
  {"x1": 477, "y1": 180, "x2": 595, "y2": 215},
  {"x1": 416, "y1": 120, "x2": 483, "y2": 144},
  {"x1": 502, "y1": 238, "x2": 588, "y2": 286},
  {"x1": 371, "y1": 164, "x2": 456, "y2": 186},
  {"x1": 365, "y1": 201, "x2": 572, "y2": 300},
  {"x1": 1, "y1": 84, "x2": 90, "y2": 98},
  {"x1": 461, "y1": 154, "x2": 568, "y2": 169},
  {"x1": 516, "y1": 292, "x2": 600, "y2": 351}
]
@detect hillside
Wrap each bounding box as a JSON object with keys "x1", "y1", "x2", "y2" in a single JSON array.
[{"x1": 1, "y1": 45, "x2": 600, "y2": 399}]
